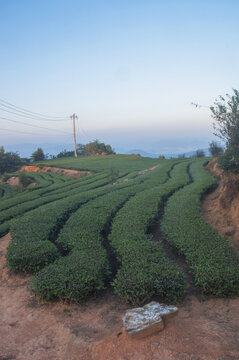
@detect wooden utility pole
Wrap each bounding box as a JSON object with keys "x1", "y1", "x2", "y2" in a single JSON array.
[{"x1": 70, "y1": 113, "x2": 78, "y2": 157}]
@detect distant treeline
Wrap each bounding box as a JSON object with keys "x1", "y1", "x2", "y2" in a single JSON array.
[{"x1": 55, "y1": 139, "x2": 115, "y2": 158}]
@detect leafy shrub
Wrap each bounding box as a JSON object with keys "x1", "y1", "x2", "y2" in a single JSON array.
[
  {"x1": 162, "y1": 159, "x2": 239, "y2": 296},
  {"x1": 209, "y1": 141, "x2": 223, "y2": 157},
  {"x1": 30, "y1": 248, "x2": 108, "y2": 301},
  {"x1": 218, "y1": 148, "x2": 239, "y2": 173},
  {"x1": 195, "y1": 149, "x2": 205, "y2": 158},
  {"x1": 109, "y1": 161, "x2": 191, "y2": 304},
  {"x1": 7, "y1": 240, "x2": 60, "y2": 273},
  {"x1": 18, "y1": 172, "x2": 33, "y2": 188}
]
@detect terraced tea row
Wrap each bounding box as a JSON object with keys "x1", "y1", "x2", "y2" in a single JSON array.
[
  {"x1": 0, "y1": 173, "x2": 113, "y2": 234},
  {"x1": 109, "y1": 160, "x2": 191, "y2": 304},
  {"x1": 30, "y1": 187, "x2": 137, "y2": 301},
  {"x1": 6, "y1": 161, "x2": 177, "y2": 272},
  {"x1": 161, "y1": 159, "x2": 239, "y2": 296}
]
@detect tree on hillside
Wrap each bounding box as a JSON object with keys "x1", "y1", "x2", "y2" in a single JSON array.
[
  {"x1": 208, "y1": 141, "x2": 223, "y2": 157},
  {"x1": 210, "y1": 88, "x2": 239, "y2": 172},
  {"x1": 0, "y1": 146, "x2": 23, "y2": 174},
  {"x1": 31, "y1": 148, "x2": 45, "y2": 161},
  {"x1": 195, "y1": 149, "x2": 205, "y2": 158},
  {"x1": 84, "y1": 140, "x2": 115, "y2": 156}
]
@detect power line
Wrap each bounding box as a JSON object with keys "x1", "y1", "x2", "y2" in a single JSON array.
[
  {"x1": 0, "y1": 127, "x2": 70, "y2": 136},
  {"x1": 0, "y1": 97, "x2": 69, "y2": 121},
  {"x1": 0, "y1": 105, "x2": 69, "y2": 121},
  {"x1": 0, "y1": 116, "x2": 72, "y2": 135}
]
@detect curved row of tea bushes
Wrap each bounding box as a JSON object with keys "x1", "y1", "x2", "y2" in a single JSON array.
[
  {"x1": 30, "y1": 187, "x2": 137, "y2": 301},
  {"x1": 0, "y1": 184, "x2": 14, "y2": 200},
  {"x1": 109, "y1": 161, "x2": 191, "y2": 305},
  {"x1": 0, "y1": 171, "x2": 101, "y2": 212},
  {"x1": 161, "y1": 160, "x2": 239, "y2": 296},
  {"x1": 0, "y1": 160, "x2": 174, "y2": 231},
  {"x1": 0, "y1": 172, "x2": 98, "y2": 212},
  {"x1": 0, "y1": 173, "x2": 114, "y2": 227},
  {"x1": 6, "y1": 180, "x2": 137, "y2": 272},
  {"x1": 6, "y1": 161, "x2": 177, "y2": 274}
]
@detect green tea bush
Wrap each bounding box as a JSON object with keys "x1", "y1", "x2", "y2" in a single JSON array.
[
  {"x1": 109, "y1": 161, "x2": 191, "y2": 304},
  {"x1": 31, "y1": 247, "x2": 108, "y2": 301},
  {"x1": 162, "y1": 160, "x2": 239, "y2": 296},
  {"x1": 7, "y1": 240, "x2": 60, "y2": 273}
]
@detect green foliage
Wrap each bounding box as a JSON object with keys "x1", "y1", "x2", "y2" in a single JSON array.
[
  {"x1": 7, "y1": 240, "x2": 60, "y2": 273},
  {"x1": 31, "y1": 148, "x2": 45, "y2": 161},
  {"x1": 56, "y1": 149, "x2": 75, "y2": 158},
  {"x1": 5, "y1": 154, "x2": 237, "y2": 305},
  {"x1": 30, "y1": 248, "x2": 108, "y2": 301},
  {"x1": 210, "y1": 89, "x2": 239, "y2": 173},
  {"x1": 217, "y1": 148, "x2": 239, "y2": 173},
  {"x1": 162, "y1": 160, "x2": 239, "y2": 296},
  {"x1": 30, "y1": 188, "x2": 135, "y2": 301},
  {"x1": 108, "y1": 167, "x2": 119, "y2": 184},
  {"x1": 0, "y1": 146, "x2": 23, "y2": 174},
  {"x1": 209, "y1": 141, "x2": 223, "y2": 157},
  {"x1": 18, "y1": 172, "x2": 33, "y2": 188},
  {"x1": 84, "y1": 139, "x2": 115, "y2": 156},
  {"x1": 44, "y1": 154, "x2": 162, "y2": 173},
  {"x1": 158, "y1": 155, "x2": 165, "y2": 159},
  {"x1": 195, "y1": 149, "x2": 205, "y2": 158},
  {"x1": 109, "y1": 161, "x2": 191, "y2": 304}
]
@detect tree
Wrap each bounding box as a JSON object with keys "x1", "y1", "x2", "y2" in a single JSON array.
[
  {"x1": 208, "y1": 141, "x2": 223, "y2": 157},
  {"x1": 84, "y1": 140, "x2": 115, "y2": 156},
  {"x1": 210, "y1": 89, "x2": 239, "y2": 172},
  {"x1": 56, "y1": 149, "x2": 75, "y2": 158},
  {"x1": 31, "y1": 148, "x2": 45, "y2": 161},
  {"x1": 0, "y1": 146, "x2": 23, "y2": 174},
  {"x1": 195, "y1": 149, "x2": 205, "y2": 158}
]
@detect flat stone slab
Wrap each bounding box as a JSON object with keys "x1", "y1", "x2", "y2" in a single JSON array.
[{"x1": 123, "y1": 301, "x2": 178, "y2": 339}]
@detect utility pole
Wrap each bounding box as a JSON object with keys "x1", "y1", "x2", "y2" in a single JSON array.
[{"x1": 70, "y1": 113, "x2": 78, "y2": 157}]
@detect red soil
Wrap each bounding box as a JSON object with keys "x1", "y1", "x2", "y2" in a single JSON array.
[{"x1": 21, "y1": 165, "x2": 92, "y2": 179}]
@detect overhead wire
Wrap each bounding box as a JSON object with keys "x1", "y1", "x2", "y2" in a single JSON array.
[
  {"x1": 0, "y1": 105, "x2": 70, "y2": 121},
  {"x1": 0, "y1": 116, "x2": 72, "y2": 135},
  {"x1": 0, "y1": 127, "x2": 70, "y2": 136},
  {"x1": 0, "y1": 97, "x2": 69, "y2": 120}
]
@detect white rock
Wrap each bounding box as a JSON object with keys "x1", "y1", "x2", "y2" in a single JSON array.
[{"x1": 123, "y1": 301, "x2": 178, "y2": 339}]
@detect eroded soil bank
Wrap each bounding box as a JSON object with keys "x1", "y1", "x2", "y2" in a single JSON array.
[
  {"x1": 21, "y1": 165, "x2": 92, "y2": 179},
  {"x1": 202, "y1": 158, "x2": 239, "y2": 251},
  {"x1": 0, "y1": 232, "x2": 239, "y2": 360}
]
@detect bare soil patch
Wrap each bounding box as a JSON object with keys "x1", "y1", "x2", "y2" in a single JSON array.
[
  {"x1": 0, "y1": 176, "x2": 20, "y2": 186},
  {"x1": 21, "y1": 165, "x2": 92, "y2": 179},
  {"x1": 1, "y1": 233, "x2": 239, "y2": 360},
  {"x1": 202, "y1": 159, "x2": 239, "y2": 251}
]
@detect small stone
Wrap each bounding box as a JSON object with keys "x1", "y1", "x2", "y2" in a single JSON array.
[{"x1": 123, "y1": 301, "x2": 178, "y2": 339}]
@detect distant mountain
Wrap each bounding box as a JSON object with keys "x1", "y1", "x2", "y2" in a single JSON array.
[{"x1": 124, "y1": 148, "x2": 210, "y2": 158}]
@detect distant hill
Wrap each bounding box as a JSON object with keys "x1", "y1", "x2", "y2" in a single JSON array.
[{"x1": 124, "y1": 148, "x2": 210, "y2": 158}]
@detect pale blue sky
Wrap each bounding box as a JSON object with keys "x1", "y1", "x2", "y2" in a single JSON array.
[{"x1": 0, "y1": 0, "x2": 239, "y2": 155}]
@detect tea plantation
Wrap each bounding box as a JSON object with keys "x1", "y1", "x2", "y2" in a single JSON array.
[{"x1": 1, "y1": 155, "x2": 239, "y2": 304}]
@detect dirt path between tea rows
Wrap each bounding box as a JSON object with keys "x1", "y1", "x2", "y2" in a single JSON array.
[{"x1": 0, "y1": 230, "x2": 239, "y2": 360}]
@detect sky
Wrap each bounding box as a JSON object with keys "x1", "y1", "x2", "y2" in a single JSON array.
[{"x1": 0, "y1": 0, "x2": 239, "y2": 156}]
